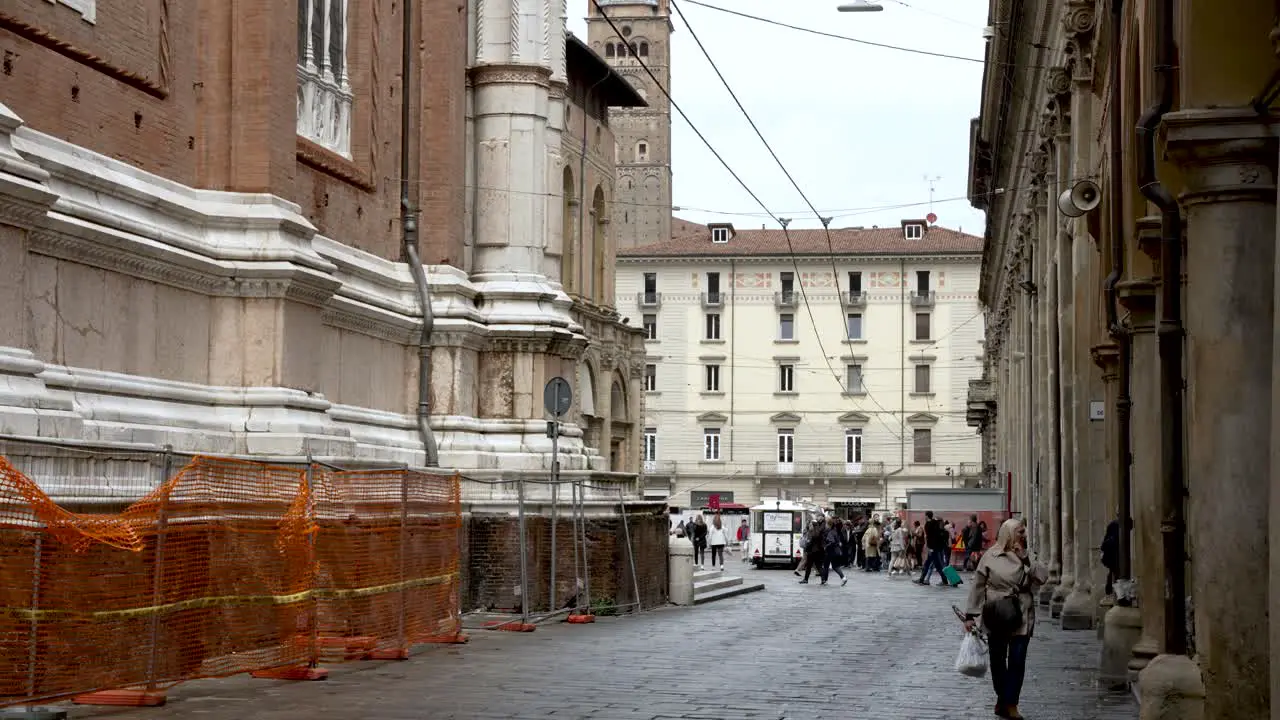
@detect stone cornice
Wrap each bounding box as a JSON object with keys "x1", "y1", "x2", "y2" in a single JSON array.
[
  {"x1": 616, "y1": 253, "x2": 982, "y2": 266},
  {"x1": 468, "y1": 63, "x2": 554, "y2": 88}
]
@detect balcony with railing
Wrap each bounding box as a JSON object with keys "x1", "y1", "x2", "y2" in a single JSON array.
[
  {"x1": 774, "y1": 291, "x2": 798, "y2": 309},
  {"x1": 701, "y1": 291, "x2": 724, "y2": 308},
  {"x1": 911, "y1": 290, "x2": 937, "y2": 307},
  {"x1": 958, "y1": 462, "x2": 982, "y2": 477},
  {"x1": 846, "y1": 290, "x2": 867, "y2": 308},
  {"x1": 636, "y1": 291, "x2": 662, "y2": 308}
]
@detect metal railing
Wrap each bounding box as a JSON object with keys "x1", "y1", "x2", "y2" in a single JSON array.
[
  {"x1": 639, "y1": 460, "x2": 887, "y2": 477},
  {"x1": 636, "y1": 291, "x2": 662, "y2": 308},
  {"x1": 846, "y1": 290, "x2": 867, "y2": 307},
  {"x1": 700, "y1": 291, "x2": 724, "y2": 308},
  {"x1": 774, "y1": 291, "x2": 798, "y2": 308},
  {"x1": 911, "y1": 291, "x2": 937, "y2": 307}
]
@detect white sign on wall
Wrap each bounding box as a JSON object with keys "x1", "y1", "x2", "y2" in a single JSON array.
[{"x1": 1090, "y1": 401, "x2": 1105, "y2": 421}]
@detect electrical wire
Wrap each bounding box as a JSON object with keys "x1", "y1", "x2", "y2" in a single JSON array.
[
  {"x1": 679, "y1": 0, "x2": 983, "y2": 63},
  {"x1": 670, "y1": 0, "x2": 910, "y2": 442}
]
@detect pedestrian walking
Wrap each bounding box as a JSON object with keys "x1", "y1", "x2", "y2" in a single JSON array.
[
  {"x1": 737, "y1": 518, "x2": 751, "y2": 561},
  {"x1": 915, "y1": 511, "x2": 955, "y2": 587},
  {"x1": 707, "y1": 514, "x2": 730, "y2": 569},
  {"x1": 690, "y1": 515, "x2": 708, "y2": 569},
  {"x1": 962, "y1": 518, "x2": 1049, "y2": 719}
]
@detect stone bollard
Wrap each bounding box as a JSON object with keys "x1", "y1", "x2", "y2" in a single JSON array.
[
  {"x1": 1137, "y1": 654, "x2": 1205, "y2": 720},
  {"x1": 669, "y1": 536, "x2": 695, "y2": 606},
  {"x1": 1098, "y1": 604, "x2": 1143, "y2": 691}
]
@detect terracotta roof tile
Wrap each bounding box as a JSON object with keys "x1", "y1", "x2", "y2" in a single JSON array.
[{"x1": 619, "y1": 217, "x2": 984, "y2": 258}]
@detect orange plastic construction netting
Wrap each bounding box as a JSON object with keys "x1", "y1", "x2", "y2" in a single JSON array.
[{"x1": 0, "y1": 454, "x2": 462, "y2": 706}]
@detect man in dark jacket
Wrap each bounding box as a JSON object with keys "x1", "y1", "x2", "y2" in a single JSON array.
[
  {"x1": 1101, "y1": 517, "x2": 1120, "y2": 597},
  {"x1": 915, "y1": 511, "x2": 953, "y2": 586},
  {"x1": 961, "y1": 515, "x2": 984, "y2": 570}
]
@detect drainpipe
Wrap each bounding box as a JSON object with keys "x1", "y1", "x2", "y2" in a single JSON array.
[
  {"x1": 400, "y1": 0, "x2": 439, "y2": 466},
  {"x1": 1136, "y1": 0, "x2": 1185, "y2": 655},
  {"x1": 729, "y1": 258, "x2": 736, "y2": 462},
  {"x1": 899, "y1": 257, "x2": 906, "y2": 472},
  {"x1": 1101, "y1": 0, "x2": 1133, "y2": 599}
]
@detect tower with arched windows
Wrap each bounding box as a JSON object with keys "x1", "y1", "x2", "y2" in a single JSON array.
[{"x1": 585, "y1": 0, "x2": 673, "y2": 250}]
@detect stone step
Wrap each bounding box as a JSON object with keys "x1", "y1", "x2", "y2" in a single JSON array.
[
  {"x1": 693, "y1": 568, "x2": 724, "y2": 583},
  {"x1": 693, "y1": 580, "x2": 766, "y2": 605},
  {"x1": 693, "y1": 574, "x2": 743, "y2": 595}
]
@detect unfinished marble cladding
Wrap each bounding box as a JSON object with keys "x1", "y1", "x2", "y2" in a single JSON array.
[{"x1": 0, "y1": 100, "x2": 604, "y2": 490}]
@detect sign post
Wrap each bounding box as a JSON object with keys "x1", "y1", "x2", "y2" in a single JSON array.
[{"x1": 543, "y1": 377, "x2": 573, "y2": 614}]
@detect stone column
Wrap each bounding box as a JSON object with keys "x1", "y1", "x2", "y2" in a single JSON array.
[
  {"x1": 1164, "y1": 108, "x2": 1276, "y2": 719},
  {"x1": 1119, "y1": 227, "x2": 1160, "y2": 681},
  {"x1": 1038, "y1": 125, "x2": 1063, "y2": 604},
  {"x1": 1049, "y1": 85, "x2": 1075, "y2": 618}
]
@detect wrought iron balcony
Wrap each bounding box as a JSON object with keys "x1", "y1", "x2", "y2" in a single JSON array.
[
  {"x1": 911, "y1": 291, "x2": 937, "y2": 307},
  {"x1": 846, "y1": 290, "x2": 867, "y2": 308},
  {"x1": 701, "y1": 291, "x2": 724, "y2": 308},
  {"x1": 774, "y1": 291, "x2": 798, "y2": 309},
  {"x1": 636, "y1": 292, "x2": 662, "y2": 308}
]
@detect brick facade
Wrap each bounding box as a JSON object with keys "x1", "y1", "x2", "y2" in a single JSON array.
[
  {"x1": 0, "y1": 0, "x2": 465, "y2": 263},
  {"x1": 464, "y1": 504, "x2": 669, "y2": 614}
]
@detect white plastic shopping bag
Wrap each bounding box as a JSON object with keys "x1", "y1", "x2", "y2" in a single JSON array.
[{"x1": 955, "y1": 631, "x2": 989, "y2": 678}]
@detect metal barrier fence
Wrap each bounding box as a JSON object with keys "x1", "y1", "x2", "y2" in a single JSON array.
[{"x1": 0, "y1": 453, "x2": 463, "y2": 708}]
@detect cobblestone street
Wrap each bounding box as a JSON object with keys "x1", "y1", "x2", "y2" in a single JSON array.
[{"x1": 64, "y1": 566, "x2": 1139, "y2": 719}]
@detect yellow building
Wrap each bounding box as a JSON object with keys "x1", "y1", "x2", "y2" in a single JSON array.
[{"x1": 969, "y1": 0, "x2": 1280, "y2": 716}]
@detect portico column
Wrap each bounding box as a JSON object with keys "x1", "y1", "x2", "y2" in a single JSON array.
[
  {"x1": 1048, "y1": 79, "x2": 1075, "y2": 619},
  {"x1": 1058, "y1": 3, "x2": 1102, "y2": 628},
  {"x1": 1117, "y1": 247, "x2": 1160, "y2": 680},
  {"x1": 1037, "y1": 121, "x2": 1063, "y2": 604},
  {"x1": 1029, "y1": 178, "x2": 1052, "y2": 565},
  {"x1": 1164, "y1": 108, "x2": 1276, "y2": 719}
]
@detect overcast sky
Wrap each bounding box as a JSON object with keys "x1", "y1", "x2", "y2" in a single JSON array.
[{"x1": 569, "y1": 0, "x2": 989, "y2": 235}]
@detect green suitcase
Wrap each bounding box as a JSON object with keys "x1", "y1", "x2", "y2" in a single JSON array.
[{"x1": 942, "y1": 564, "x2": 963, "y2": 586}]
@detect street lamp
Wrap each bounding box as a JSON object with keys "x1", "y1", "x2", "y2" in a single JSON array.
[{"x1": 837, "y1": 1, "x2": 884, "y2": 11}]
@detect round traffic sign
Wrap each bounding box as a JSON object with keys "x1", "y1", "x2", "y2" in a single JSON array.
[{"x1": 543, "y1": 377, "x2": 573, "y2": 417}]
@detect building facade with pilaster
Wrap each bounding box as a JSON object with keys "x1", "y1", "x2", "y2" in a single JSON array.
[
  {"x1": 618, "y1": 218, "x2": 986, "y2": 514},
  {"x1": 0, "y1": 0, "x2": 663, "y2": 612},
  {"x1": 968, "y1": 0, "x2": 1280, "y2": 716}
]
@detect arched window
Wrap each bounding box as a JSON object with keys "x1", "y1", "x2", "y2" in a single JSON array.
[
  {"x1": 610, "y1": 380, "x2": 627, "y2": 421},
  {"x1": 562, "y1": 166, "x2": 577, "y2": 294},
  {"x1": 639, "y1": 41, "x2": 649, "y2": 57},
  {"x1": 629, "y1": 42, "x2": 638, "y2": 56},
  {"x1": 605, "y1": 42, "x2": 615, "y2": 57},
  {"x1": 592, "y1": 186, "x2": 607, "y2": 303}
]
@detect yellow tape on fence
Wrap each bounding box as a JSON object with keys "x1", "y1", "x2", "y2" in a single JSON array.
[{"x1": 0, "y1": 570, "x2": 460, "y2": 622}]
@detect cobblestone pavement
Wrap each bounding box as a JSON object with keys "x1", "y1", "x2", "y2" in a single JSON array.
[{"x1": 62, "y1": 566, "x2": 1138, "y2": 720}]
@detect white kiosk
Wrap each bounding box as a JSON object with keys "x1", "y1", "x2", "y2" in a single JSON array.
[{"x1": 748, "y1": 499, "x2": 820, "y2": 569}]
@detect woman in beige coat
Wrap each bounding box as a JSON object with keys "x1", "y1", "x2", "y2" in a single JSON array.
[{"x1": 962, "y1": 518, "x2": 1048, "y2": 719}]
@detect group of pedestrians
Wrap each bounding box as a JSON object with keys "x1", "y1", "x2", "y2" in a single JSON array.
[{"x1": 672, "y1": 514, "x2": 750, "y2": 570}]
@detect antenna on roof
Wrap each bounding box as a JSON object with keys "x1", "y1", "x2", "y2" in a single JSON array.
[{"x1": 924, "y1": 175, "x2": 942, "y2": 214}]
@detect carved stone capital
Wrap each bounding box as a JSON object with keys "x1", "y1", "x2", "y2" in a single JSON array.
[
  {"x1": 1116, "y1": 278, "x2": 1158, "y2": 332},
  {"x1": 1135, "y1": 215, "x2": 1162, "y2": 269},
  {"x1": 1163, "y1": 108, "x2": 1279, "y2": 206},
  {"x1": 1065, "y1": 37, "x2": 1095, "y2": 85},
  {"x1": 1046, "y1": 67, "x2": 1072, "y2": 99},
  {"x1": 1091, "y1": 341, "x2": 1120, "y2": 378},
  {"x1": 1062, "y1": 0, "x2": 1098, "y2": 39},
  {"x1": 1029, "y1": 147, "x2": 1050, "y2": 179}
]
